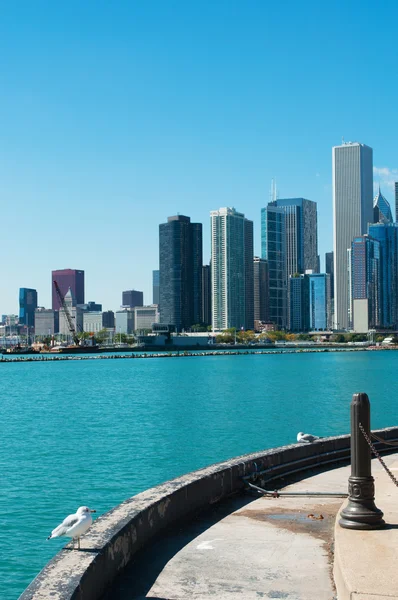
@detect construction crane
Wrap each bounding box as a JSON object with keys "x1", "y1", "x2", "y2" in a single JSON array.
[{"x1": 53, "y1": 280, "x2": 80, "y2": 346}]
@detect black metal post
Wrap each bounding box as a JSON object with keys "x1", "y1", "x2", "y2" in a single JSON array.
[{"x1": 339, "y1": 393, "x2": 385, "y2": 529}]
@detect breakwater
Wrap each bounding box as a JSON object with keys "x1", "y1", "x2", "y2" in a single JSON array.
[{"x1": 1, "y1": 346, "x2": 393, "y2": 363}]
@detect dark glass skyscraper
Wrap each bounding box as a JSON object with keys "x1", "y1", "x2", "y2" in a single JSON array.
[
  {"x1": 261, "y1": 204, "x2": 286, "y2": 329},
  {"x1": 122, "y1": 290, "x2": 143, "y2": 308},
  {"x1": 52, "y1": 269, "x2": 84, "y2": 310},
  {"x1": 350, "y1": 235, "x2": 381, "y2": 331},
  {"x1": 253, "y1": 257, "x2": 269, "y2": 325},
  {"x1": 368, "y1": 223, "x2": 398, "y2": 328},
  {"x1": 325, "y1": 252, "x2": 334, "y2": 299},
  {"x1": 19, "y1": 288, "x2": 38, "y2": 327},
  {"x1": 201, "y1": 265, "x2": 212, "y2": 326},
  {"x1": 159, "y1": 215, "x2": 202, "y2": 331},
  {"x1": 373, "y1": 188, "x2": 393, "y2": 224},
  {"x1": 152, "y1": 270, "x2": 160, "y2": 305}
]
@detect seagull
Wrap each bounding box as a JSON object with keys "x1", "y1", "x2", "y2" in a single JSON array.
[
  {"x1": 297, "y1": 432, "x2": 320, "y2": 443},
  {"x1": 47, "y1": 506, "x2": 96, "y2": 549}
]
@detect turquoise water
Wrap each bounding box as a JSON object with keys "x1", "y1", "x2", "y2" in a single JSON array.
[{"x1": 2, "y1": 350, "x2": 398, "y2": 599}]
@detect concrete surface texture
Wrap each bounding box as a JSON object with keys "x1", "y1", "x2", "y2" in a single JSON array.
[
  {"x1": 334, "y1": 457, "x2": 398, "y2": 600},
  {"x1": 104, "y1": 465, "x2": 353, "y2": 599}
]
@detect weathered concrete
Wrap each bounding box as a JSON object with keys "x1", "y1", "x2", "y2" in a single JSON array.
[
  {"x1": 334, "y1": 457, "x2": 398, "y2": 600},
  {"x1": 19, "y1": 428, "x2": 398, "y2": 600},
  {"x1": 104, "y1": 466, "x2": 350, "y2": 599}
]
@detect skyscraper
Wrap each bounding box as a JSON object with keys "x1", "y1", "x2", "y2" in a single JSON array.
[
  {"x1": 152, "y1": 270, "x2": 160, "y2": 305},
  {"x1": 332, "y1": 142, "x2": 373, "y2": 329},
  {"x1": 373, "y1": 188, "x2": 393, "y2": 224},
  {"x1": 52, "y1": 269, "x2": 84, "y2": 311},
  {"x1": 308, "y1": 273, "x2": 331, "y2": 331},
  {"x1": 122, "y1": 290, "x2": 143, "y2": 308},
  {"x1": 211, "y1": 207, "x2": 254, "y2": 330},
  {"x1": 253, "y1": 257, "x2": 269, "y2": 326},
  {"x1": 201, "y1": 265, "x2": 212, "y2": 326},
  {"x1": 159, "y1": 215, "x2": 202, "y2": 331},
  {"x1": 273, "y1": 198, "x2": 318, "y2": 275},
  {"x1": 395, "y1": 182, "x2": 398, "y2": 223},
  {"x1": 261, "y1": 204, "x2": 286, "y2": 328},
  {"x1": 289, "y1": 274, "x2": 309, "y2": 332},
  {"x1": 350, "y1": 235, "x2": 381, "y2": 332},
  {"x1": 368, "y1": 222, "x2": 398, "y2": 328},
  {"x1": 19, "y1": 288, "x2": 38, "y2": 327},
  {"x1": 325, "y1": 252, "x2": 334, "y2": 299}
]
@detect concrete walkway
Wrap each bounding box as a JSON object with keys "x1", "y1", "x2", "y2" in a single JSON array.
[{"x1": 102, "y1": 456, "x2": 398, "y2": 600}]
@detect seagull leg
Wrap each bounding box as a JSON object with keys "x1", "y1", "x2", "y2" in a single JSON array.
[{"x1": 78, "y1": 537, "x2": 80, "y2": 550}]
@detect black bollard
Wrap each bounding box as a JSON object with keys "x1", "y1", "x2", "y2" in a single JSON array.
[{"x1": 339, "y1": 393, "x2": 385, "y2": 529}]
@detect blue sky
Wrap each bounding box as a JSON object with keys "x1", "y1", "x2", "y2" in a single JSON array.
[{"x1": 1, "y1": 0, "x2": 397, "y2": 313}]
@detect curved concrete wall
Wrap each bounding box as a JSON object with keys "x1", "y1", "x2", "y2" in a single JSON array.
[{"x1": 20, "y1": 427, "x2": 398, "y2": 600}]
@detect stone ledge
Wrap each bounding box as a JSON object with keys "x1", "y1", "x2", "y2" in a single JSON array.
[{"x1": 19, "y1": 427, "x2": 398, "y2": 600}]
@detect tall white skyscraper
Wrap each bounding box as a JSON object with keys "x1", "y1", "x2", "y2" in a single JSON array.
[
  {"x1": 211, "y1": 207, "x2": 253, "y2": 331},
  {"x1": 332, "y1": 142, "x2": 373, "y2": 330}
]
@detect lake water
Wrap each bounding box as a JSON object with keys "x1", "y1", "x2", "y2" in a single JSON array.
[{"x1": 2, "y1": 350, "x2": 398, "y2": 599}]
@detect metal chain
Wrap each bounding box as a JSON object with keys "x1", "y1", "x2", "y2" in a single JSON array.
[{"x1": 359, "y1": 422, "x2": 398, "y2": 488}]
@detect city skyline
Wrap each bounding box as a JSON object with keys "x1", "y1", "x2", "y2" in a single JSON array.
[{"x1": 0, "y1": 2, "x2": 397, "y2": 313}]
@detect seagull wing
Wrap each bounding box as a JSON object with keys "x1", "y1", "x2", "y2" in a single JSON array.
[
  {"x1": 50, "y1": 514, "x2": 80, "y2": 538},
  {"x1": 301, "y1": 433, "x2": 319, "y2": 442}
]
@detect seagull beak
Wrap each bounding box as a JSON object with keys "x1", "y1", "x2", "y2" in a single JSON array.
[{"x1": 90, "y1": 510, "x2": 96, "y2": 513}]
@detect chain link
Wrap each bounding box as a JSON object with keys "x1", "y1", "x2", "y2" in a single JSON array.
[{"x1": 359, "y1": 422, "x2": 398, "y2": 488}]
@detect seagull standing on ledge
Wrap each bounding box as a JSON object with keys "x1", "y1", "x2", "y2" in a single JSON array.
[
  {"x1": 297, "y1": 432, "x2": 320, "y2": 443},
  {"x1": 47, "y1": 506, "x2": 96, "y2": 549}
]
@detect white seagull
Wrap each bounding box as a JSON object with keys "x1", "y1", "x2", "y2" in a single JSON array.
[
  {"x1": 297, "y1": 432, "x2": 320, "y2": 443},
  {"x1": 47, "y1": 506, "x2": 96, "y2": 549}
]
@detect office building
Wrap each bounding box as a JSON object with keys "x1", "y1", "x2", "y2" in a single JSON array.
[
  {"x1": 273, "y1": 198, "x2": 318, "y2": 274},
  {"x1": 373, "y1": 188, "x2": 393, "y2": 224},
  {"x1": 253, "y1": 257, "x2": 269, "y2": 327},
  {"x1": 368, "y1": 222, "x2": 398, "y2": 328},
  {"x1": 122, "y1": 290, "x2": 143, "y2": 308},
  {"x1": 211, "y1": 207, "x2": 254, "y2": 330},
  {"x1": 333, "y1": 142, "x2": 373, "y2": 329},
  {"x1": 201, "y1": 265, "x2": 212, "y2": 326},
  {"x1": 58, "y1": 288, "x2": 83, "y2": 336},
  {"x1": 261, "y1": 204, "x2": 286, "y2": 328},
  {"x1": 102, "y1": 311, "x2": 115, "y2": 329},
  {"x1": 325, "y1": 252, "x2": 334, "y2": 298},
  {"x1": 159, "y1": 215, "x2": 202, "y2": 331},
  {"x1": 395, "y1": 182, "x2": 398, "y2": 223},
  {"x1": 152, "y1": 270, "x2": 160, "y2": 305},
  {"x1": 134, "y1": 305, "x2": 159, "y2": 331},
  {"x1": 52, "y1": 269, "x2": 84, "y2": 310},
  {"x1": 34, "y1": 308, "x2": 59, "y2": 336},
  {"x1": 19, "y1": 288, "x2": 38, "y2": 327},
  {"x1": 83, "y1": 312, "x2": 103, "y2": 333},
  {"x1": 115, "y1": 309, "x2": 135, "y2": 334},
  {"x1": 289, "y1": 275, "x2": 310, "y2": 332},
  {"x1": 308, "y1": 273, "x2": 331, "y2": 331},
  {"x1": 350, "y1": 235, "x2": 381, "y2": 332}
]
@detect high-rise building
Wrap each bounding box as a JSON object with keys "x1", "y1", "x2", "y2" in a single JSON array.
[
  {"x1": 134, "y1": 305, "x2": 159, "y2": 331},
  {"x1": 102, "y1": 310, "x2": 115, "y2": 329},
  {"x1": 34, "y1": 308, "x2": 59, "y2": 336},
  {"x1": 273, "y1": 198, "x2": 318, "y2": 275},
  {"x1": 19, "y1": 288, "x2": 38, "y2": 327},
  {"x1": 77, "y1": 301, "x2": 102, "y2": 312},
  {"x1": 52, "y1": 269, "x2": 84, "y2": 311},
  {"x1": 373, "y1": 188, "x2": 393, "y2": 224},
  {"x1": 289, "y1": 274, "x2": 310, "y2": 332},
  {"x1": 211, "y1": 207, "x2": 254, "y2": 330},
  {"x1": 261, "y1": 204, "x2": 286, "y2": 329},
  {"x1": 253, "y1": 257, "x2": 269, "y2": 327},
  {"x1": 58, "y1": 288, "x2": 83, "y2": 336},
  {"x1": 201, "y1": 265, "x2": 212, "y2": 326},
  {"x1": 122, "y1": 290, "x2": 143, "y2": 308},
  {"x1": 308, "y1": 273, "x2": 331, "y2": 331},
  {"x1": 325, "y1": 252, "x2": 334, "y2": 298},
  {"x1": 159, "y1": 215, "x2": 202, "y2": 331},
  {"x1": 333, "y1": 142, "x2": 373, "y2": 329},
  {"x1": 395, "y1": 182, "x2": 398, "y2": 223},
  {"x1": 368, "y1": 222, "x2": 398, "y2": 328},
  {"x1": 115, "y1": 309, "x2": 135, "y2": 334},
  {"x1": 152, "y1": 270, "x2": 160, "y2": 305},
  {"x1": 83, "y1": 312, "x2": 103, "y2": 333},
  {"x1": 350, "y1": 235, "x2": 381, "y2": 332}
]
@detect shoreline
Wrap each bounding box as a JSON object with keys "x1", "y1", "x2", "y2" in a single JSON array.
[{"x1": 1, "y1": 345, "x2": 396, "y2": 362}]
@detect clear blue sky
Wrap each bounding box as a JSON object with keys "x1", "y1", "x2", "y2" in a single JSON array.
[{"x1": 1, "y1": 0, "x2": 397, "y2": 314}]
